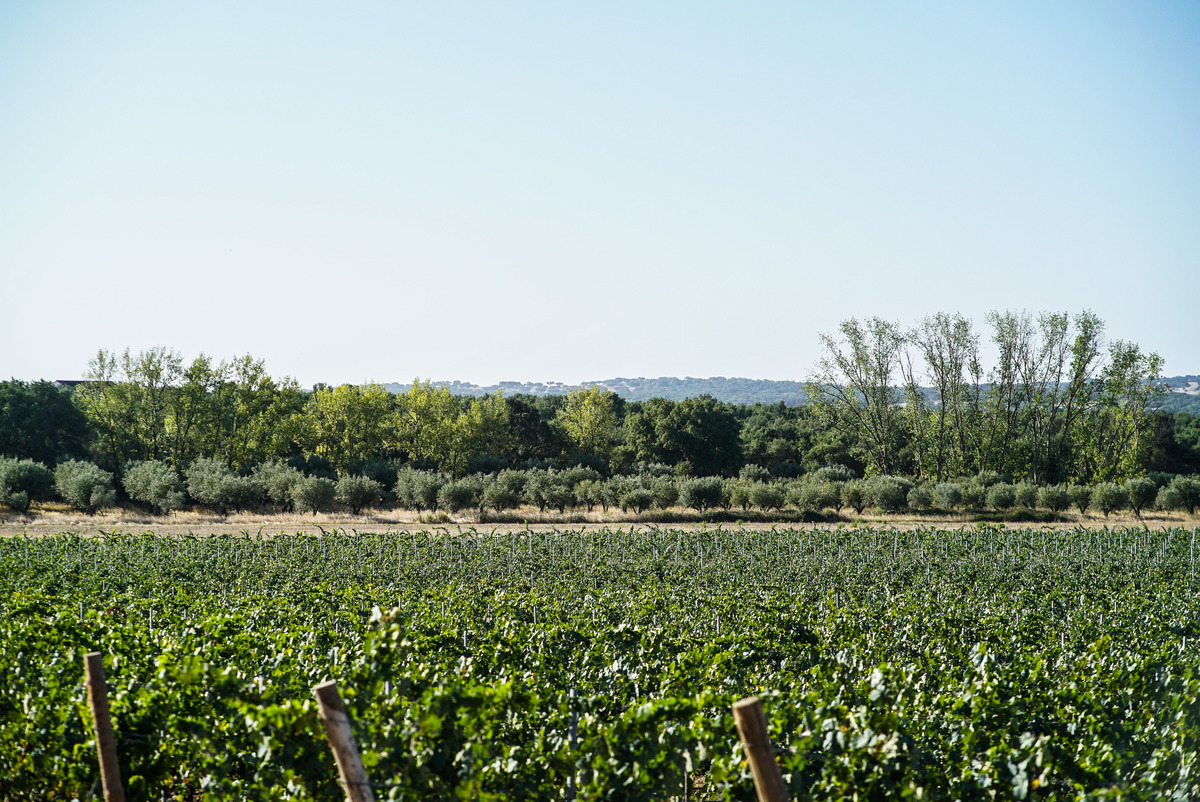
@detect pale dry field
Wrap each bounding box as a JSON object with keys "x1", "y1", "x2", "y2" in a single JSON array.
[{"x1": 0, "y1": 502, "x2": 1194, "y2": 538}]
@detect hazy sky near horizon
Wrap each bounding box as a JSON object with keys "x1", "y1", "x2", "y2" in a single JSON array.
[{"x1": 2, "y1": 2, "x2": 1198, "y2": 388}]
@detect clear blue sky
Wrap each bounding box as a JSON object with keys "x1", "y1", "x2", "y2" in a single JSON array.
[{"x1": 2, "y1": 2, "x2": 1197, "y2": 388}]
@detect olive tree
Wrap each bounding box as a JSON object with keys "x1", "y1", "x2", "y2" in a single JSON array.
[
  {"x1": 54, "y1": 460, "x2": 117, "y2": 514},
  {"x1": 0, "y1": 457, "x2": 55, "y2": 513},
  {"x1": 123, "y1": 460, "x2": 185, "y2": 514},
  {"x1": 680, "y1": 477, "x2": 725, "y2": 512},
  {"x1": 1092, "y1": 483, "x2": 1129, "y2": 517},
  {"x1": 1123, "y1": 477, "x2": 1157, "y2": 518},
  {"x1": 291, "y1": 475, "x2": 336, "y2": 515},
  {"x1": 336, "y1": 474, "x2": 383, "y2": 514}
]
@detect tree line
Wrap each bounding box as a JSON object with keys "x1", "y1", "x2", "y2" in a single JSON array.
[{"x1": 0, "y1": 309, "x2": 1198, "y2": 516}]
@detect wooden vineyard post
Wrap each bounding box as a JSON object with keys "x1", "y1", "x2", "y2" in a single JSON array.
[
  {"x1": 732, "y1": 696, "x2": 788, "y2": 802},
  {"x1": 83, "y1": 652, "x2": 125, "y2": 802},
  {"x1": 313, "y1": 680, "x2": 376, "y2": 802}
]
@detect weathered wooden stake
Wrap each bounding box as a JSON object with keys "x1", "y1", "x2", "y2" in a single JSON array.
[
  {"x1": 84, "y1": 652, "x2": 125, "y2": 802},
  {"x1": 732, "y1": 696, "x2": 788, "y2": 802},
  {"x1": 313, "y1": 680, "x2": 375, "y2": 802}
]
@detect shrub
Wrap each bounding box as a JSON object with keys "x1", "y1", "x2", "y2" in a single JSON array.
[
  {"x1": 336, "y1": 474, "x2": 383, "y2": 514},
  {"x1": 1038, "y1": 485, "x2": 1071, "y2": 513},
  {"x1": 630, "y1": 462, "x2": 672, "y2": 478},
  {"x1": 396, "y1": 470, "x2": 445, "y2": 512},
  {"x1": 482, "y1": 471, "x2": 525, "y2": 512},
  {"x1": 187, "y1": 458, "x2": 259, "y2": 515},
  {"x1": 868, "y1": 476, "x2": 913, "y2": 513},
  {"x1": 0, "y1": 458, "x2": 55, "y2": 513},
  {"x1": 1165, "y1": 475, "x2": 1200, "y2": 514},
  {"x1": 1069, "y1": 485, "x2": 1093, "y2": 516},
  {"x1": 960, "y1": 481, "x2": 986, "y2": 509},
  {"x1": 986, "y1": 483, "x2": 1016, "y2": 511},
  {"x1": 619, "y1": 488, "x2": 654, "y2": 514},
  {"x1": 1014, "y1": 482, "x2": 1038, "y2": 510},
  {"x1": 600, "y1": 478, "x2": 627, "y2": 512},
  {"x1": 811, "y1": 465, "x2": 857, "y2": 483},
  {"x1": 933, "y1": 483, "x2": 963, "y2": 510},
  {"x1": 291, "y1": 476, "x2": 336, "y2": 515},
  {"x1": 54, "y1": 460, "x2": 116, "y2": 514},
  {"x1": 542, "y1": 480, "x2": 574, "y2": 514},
  {"x1": 438, "y1": 481, "x2": 477, "y2": 514},
  {"x1": 525, "y1": 470, "x2": 572, "y2": 513},
  {"x1": 975, "y1": 471, "x2": 1004, "y2": 488},
  {"x1": 1124, "y1": 477, "x2": 1158, "y2": 518},
  {"x1": 907, "y1": 485, "x2": 933, "y2": 511},
  {"x1": 355, "y1": 459, "x2": 400, "y2": 492},
  {"x1": 1157, "y1": 484, "x2": 1184, "y2": 513},
  {"x1": 650, "y1": 477, "x2": 679, "y2": 510},
  {"x1": 123, "y1": 460, "x2": 185, "y2": 514},
  {"x1": 727, "y1": 480, "x2": 754, "y2": 511},
  {"x1": 841, "y1": 480, "x2": 868, "y2": 514},
  {"x1": 738, "y1": 465, "x2": 772, "y2": 483},
  {"x1": 750, "y1": 482, "x2": 786, "y2": 512},
  {"x1": 680, "y1": 477, "x2": 725, "y2": 512},
  {"x1": 560, "y1": 466, "x2": 603, "y2": 490},
  {"x1": 573, "y1": 479, "x2": 600, "y2": 512},
  {"x1": 812, "y1": 482, "x2": 843, "y2": 511},
  {"x1": 253, "y1": 461, "x2": 305, "y2": 511},
  {"x1": 1093, "y1": 483, "x2": 1129, "y2": 517}
]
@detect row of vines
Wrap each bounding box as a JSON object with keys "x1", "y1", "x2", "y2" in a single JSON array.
[{"x1": 3, "y1": 525, "x2": 1199, "y2": 800}]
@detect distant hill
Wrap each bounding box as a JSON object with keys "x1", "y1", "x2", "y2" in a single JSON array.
[
  {"x1": 382, "y1": 375, "x2": 1200, "y2": 412},
  {"x1": 383, "y1": 376, "x2": 811, "y2": 405}
]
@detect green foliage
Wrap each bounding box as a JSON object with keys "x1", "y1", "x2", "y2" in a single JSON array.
[
  {"x1": 1158, "y1": 483, "x2": 1184, "y2": 512},
  {"x1": 290, "y1": 475, "x2": 336, "y2": 515},
  {"x1": 648, "y1": 476, "x2": 679, "y2": 510},
  {"x1": 679, "y1": 476, "x2": 725, "y2": 511},
  {"x1": 750, "y1": 482, "x2": 786, "y2": 512},
  {"x1": 789, "y1": 479, "x2": 840, "y2": 512},
  {"x1": 0, "y1": 380, "x2": 90, "y2": 466},
  {"x1": 933, "y1": 482, "x2": 962, "y2": 510},
  {"x1": 53, "y1": 459, "x2": 116, "y2": 513},
  {"x1": 1124, "y1": 477, "x2": 1158, "y2": 518},
  {"x1": 727, "y1": 479, "x2": 754, "y2": 511},
  {"x1": 986, "y1": 482, "x2": 1017, "y2": 511},
  {"x1": 810, "y1": 464, "x2": 857, "y2": 483},
  {"x1": 624, "y1": 396, "x2": 743, "y2": 477},
  {"x1": 841, "y1": 480, "x2": 868, "y2": 514},
  {"x1": 554, "y1": 386, "x2": 619, "y2": 460},
  {"x1": 482, "y1": 470, "x2": 526, "y2": 512},
  {"x1": 1069, "y1": 484, "x2": 1093, "y2": 515},
  {"x1": 1013, "y1": 481, "x2": 1038, "y2": 509},
  {"x1": 252, "y1": 461, "x2": 305, "y2": 511},
  {"x1": 738, "y1": 464, "x2": 773, "y2": 483},
  {"x1": 395, "y1": 469, "x2": 445, "y2": 512},
  {"x1": 906, "y1": 485, "x2": 932, "y2": 511},
  {"x1": 0, "y1": 457, "x2": 55, "y2": 512},
  {"x1": 1038, "y1": 485, "x2": 1072, "y2": 513},
  {"x1": 438, "y1": 481, "x2": 478, "y2": 513},
  {"x1": 4, "y1": 525, "x2": 1199, "y2": 799},
  {"x1": 185, "y1": 458, "x2": 258, "y2": 515},
  {"x1": 335, "y1": 474, "x2": 383, "y2": 514},
  {"x1": 122, "y1": 460, "x2": 185, "y2": 514},
  {"x1": 619, "y1": 487, "x2": 654, "y2": 514},
  {"x1": 1093, "y1": 482, "x2": 1129, "y2": 517},
  {"x1": 867, "y1": 476, "x2": 912, "y2": 513},
  {"x1": 1165, "y1": 475, "x2": 1200, "y2": 514}
]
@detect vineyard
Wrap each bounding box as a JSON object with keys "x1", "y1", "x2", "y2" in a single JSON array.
[{"x1": 3, "y1": 525, "x2": 1199, "y2": 800}]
